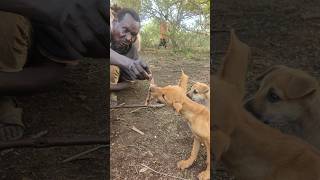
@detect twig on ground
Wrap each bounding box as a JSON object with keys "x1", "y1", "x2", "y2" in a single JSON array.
[
  {"x1": 0, "y1": 136, "x2": 109, "y2": 150},
  {"x1": 140, "y1": 164, "x2": 190, "y2": 180},
  {"x1": 111, "y1": 103, "x2": 125, "y2": 111},
  {"x1": 30, "y1": 130, "x2": 49, "y2": 139},
  {"x1": 129, "y1": 107, "x2": 147, "y2": 113},
  {"x1": 62, "y1": 145, "x2": 108, "y2": 163},
  {"x1": 110, "y1": 104, "x2": 165, "y2": 109},
  {"x1": 144, "y1": 73, "x2": 155, "y2": 105},
  {"x1": 131, "y1": 126, "x2": 145, "y2": 135}
]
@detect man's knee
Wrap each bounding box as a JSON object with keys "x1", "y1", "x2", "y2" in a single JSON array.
[
  {"x1": 110, "y1": 65, "x2": 120, "y2": 84},
  {"x1": 0, "y1": 11, "x2": 31, "y2": 73}
]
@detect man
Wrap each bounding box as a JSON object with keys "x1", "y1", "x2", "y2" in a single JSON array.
[
  {"x1": 110, "y1": 8, "x2": 149, "y2": 91},
  {"x1": 0, "y1": 0, "x2": 150, "y2": 141},
  {"x1": 110, "y1": 8, "x2": 151, "y2": 106},
  {"x1": 158, "y1": 19, "x2": 169, "y2": 48}
]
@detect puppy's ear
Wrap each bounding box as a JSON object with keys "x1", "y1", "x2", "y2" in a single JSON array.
[
  {"x1": 173, "y1": 102, "x2": 182, "y2": 113},
  {"x1": 286, "y1": 74, "x2": 318, "y2": 99},
  {"x1": 218, "y1": 29, "x2": 251, "y2": 97},
  {"x1": 255, "y1": 65, "x2": 287, "y2": 81},
  {"x1": 178, "y1": 69, "x2": 189, "y2": 94}
]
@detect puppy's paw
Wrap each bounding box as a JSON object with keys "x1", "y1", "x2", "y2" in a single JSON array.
[
  {"x1": 197, "y1": 170, "x2": 210, "y2": 180},
  {"x1": 177, "y1": 160, "x2": 192, "y2": 170}
]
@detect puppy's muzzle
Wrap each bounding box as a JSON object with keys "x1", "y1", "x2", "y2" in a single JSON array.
[{"x1": 244, "y1": 99, "x2": 270, "y2": 124}]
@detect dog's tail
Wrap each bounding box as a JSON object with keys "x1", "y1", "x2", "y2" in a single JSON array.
[{"x1": 178, "y1": 69, "x2": 189, "y2": 94}]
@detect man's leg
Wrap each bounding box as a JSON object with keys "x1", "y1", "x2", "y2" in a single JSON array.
[
  {"x1": 0, "y1": 11, "x2": 31, "y2": 141},
  {"x1": 0, "y1": 12, "x2": 67, "y2": 141}
]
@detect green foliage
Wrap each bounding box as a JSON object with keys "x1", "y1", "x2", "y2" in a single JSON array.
[{"x1": 111, "y1": 0, "x2": 210, "y2": 53}]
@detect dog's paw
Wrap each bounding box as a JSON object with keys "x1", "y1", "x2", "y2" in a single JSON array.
[
  {"x1": 197, "y1": 170, "x2": 210, "y2": 180},
  {"x1": 177, "y1": 160, "x2": 192, "y2": 170}
]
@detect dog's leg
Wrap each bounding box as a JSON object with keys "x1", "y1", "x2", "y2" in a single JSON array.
[
  {"x1": 213, "y1": 130, "x2": 230, "y2": 167},
  {"x1": 177, "y1": 137, "x2": 200, "y2": 170},
  {"x1": 197, "y1": 139, "x2": 210, "y2": 180}
]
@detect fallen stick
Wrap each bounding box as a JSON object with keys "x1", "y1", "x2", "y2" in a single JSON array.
[
  {"x1": 129, "y1": 107, "x2": 147, "y2": 113},
  {"x1": 110, "y1": 104, "x2": 165, "y2": 109},
  {"x1": 144, "y1": 72, "x2": 155, "y2": 105},
  {"x1": 0, "y1": 136, "x2": 108, "y2": 150},
  {"x1": 140, "y1": 164, "x2": 190, "y2": 180},
  {"x1": 62, "y1": 145, "x2": 108, "y2": 163},
  {"x1": 131, "y1": 126, "x2": 145, "y2": 135}
]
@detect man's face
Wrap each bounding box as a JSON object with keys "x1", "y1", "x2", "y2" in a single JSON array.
[{"x1": 111, "y1": 13, "x2": 140, "y2": 53}]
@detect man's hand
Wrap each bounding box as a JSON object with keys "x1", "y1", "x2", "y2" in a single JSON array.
[{"x1": 121, "y1": 59, "x2": 151, "y2": 81}]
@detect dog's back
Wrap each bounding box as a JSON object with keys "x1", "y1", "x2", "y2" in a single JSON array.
[{"x1": 213, "y1": 76, "x2": 320, "y2": 180}]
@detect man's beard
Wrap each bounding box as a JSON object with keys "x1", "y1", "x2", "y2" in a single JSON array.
[{"x1": 111, "y1": 39, "x2": 131, "y2": 54}]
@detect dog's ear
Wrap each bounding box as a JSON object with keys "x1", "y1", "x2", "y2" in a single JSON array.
[
  {"x1": 255, "y1": 65, "x2": 287, "y2": 81},
  {"x1": 178, "y1": 69, "x2": 189, "y2": 94},
  {"x1": 286, "y1": 74, "x2": 318, "y2": 99},
  {"x1": 173, "y1": 102, "x2": 182, "y2": 113},
  {"x1": 218, "y1": 29, "x2": 251, "y2": 97}
]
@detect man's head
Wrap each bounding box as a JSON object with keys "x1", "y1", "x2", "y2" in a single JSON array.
[{"x1": 111, "y1": 8, "x2": 141, "y2": 54}]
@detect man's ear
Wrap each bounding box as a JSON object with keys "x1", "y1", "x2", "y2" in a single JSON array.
[
  {"x1": 173, "y1": 102, "x2": 182, "y2": 113},
  {"x1": 286, "y1": 74, "x2": 318, "y2": 99}
]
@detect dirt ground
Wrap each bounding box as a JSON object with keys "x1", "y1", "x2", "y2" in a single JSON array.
[
  {"x1": 213, "y1": 0, "x2": 320, "y2": 179},
  {"x1": 0, "y1": 59, "x2": 108, "y2": 180},
  {"x1": 110, "y1": 49, "x2": 210, "y2": 179}
]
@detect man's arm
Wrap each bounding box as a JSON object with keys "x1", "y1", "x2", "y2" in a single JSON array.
[
  {"x1": 111, "y1": 49, "x2": 151, "y2": 80},
  {"x1": 0, "y1": 0, "x2": 70, "y2": 26},
  {"x1": 110, "y1": 49, "x2": 130, "y2": 68}
]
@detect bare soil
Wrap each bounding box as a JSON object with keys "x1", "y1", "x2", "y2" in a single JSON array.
[
  {"x1": 213, "y1": 0, "x2": 320, "y2": 179},
  {"x1": 0, "y1": 59, "x2": 108, "y2": 180},
  {"x1": 110, "y1": 49, "x2": 210, "y2": 180}
]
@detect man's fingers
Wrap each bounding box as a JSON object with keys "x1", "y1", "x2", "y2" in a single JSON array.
[
  {"x1": 135, "y1": 64, "x2": 148, "y2": 80},
  {"x1": 140, "y1": 61, "x2": 151, "y2": 74},
  {"x1": 131, "y1": 65, "x2": 143, "y2": 80},
  {"x1": 122, "y1": 69, "x2": 136, "y2": 80}
]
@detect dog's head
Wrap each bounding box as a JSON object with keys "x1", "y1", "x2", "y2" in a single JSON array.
[
  {"x1": 150, "y1": 85, "x2": 185, "y2": 113},
  {"x1": 245, "y1": 65, "x2": 319, "y2": 124},
  {"x1": 187, "y1": 82, "x2": 210, "y2": 105},
  {"x1": 149, "y1": 70, "x2": 189, "y2": 113}
]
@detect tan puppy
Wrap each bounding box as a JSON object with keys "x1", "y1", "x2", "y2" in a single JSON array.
[
  {"x1": 245, "y1": 65, "x2": 320, "y2": 149},
  {"x1": 187, "y1": 82, "x2": 210, "y2": 108},
  {"x1": 213, "y1": 30, "x2": 320, "y2": 180},
  {"x1": 150, "y1": 73, "x2": 210, "y2": 180}
]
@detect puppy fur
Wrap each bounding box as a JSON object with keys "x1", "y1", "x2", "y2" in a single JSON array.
[
  {"x1": 245, "y1": 65, "x2": 320, "y2": 149},
  {"x1": 150, "y1": 72, "x2": 210, "y2": 180},
  {"x1": 187, "y1": 82, "x2": 210, "y2": 109},
  {"x1": 213, "y1": 30, "x2": 320, "y2": 180}
]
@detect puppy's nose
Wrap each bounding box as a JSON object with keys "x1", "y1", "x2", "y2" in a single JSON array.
[
  {"x1": 244, "y1": 99, "x2": 254, "y2": 112},
  {"x1": 244, "y1": 99, "x2": 262, "y2": 119},
  {"x1": 263, "y1": 120, "x2": 270, "y2": 125}
]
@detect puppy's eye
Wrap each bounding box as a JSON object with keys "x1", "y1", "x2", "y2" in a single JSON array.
[
  {"x1": 193, "y1": 90, "x2": 198, "y2": 94},
  {"x1": 267, "y1": 89, "x2": 281, "y2": 103}
]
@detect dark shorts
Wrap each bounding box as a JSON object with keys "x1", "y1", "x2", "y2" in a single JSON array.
[{"x1": 0, "y1": 11, "x2": 32, "y2": 72}]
